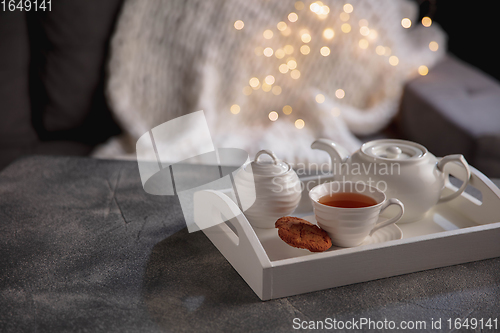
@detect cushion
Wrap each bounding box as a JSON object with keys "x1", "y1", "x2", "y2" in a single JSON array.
[
  {"x1": 0, "y1": 12, "x2": 38, "y2": 160},
  {"x1": 26, "y1": 0, "x2": 123, "y2": 144},
  {"x1": 399, "y1": 55, "x2": 500, "y2": 178}
]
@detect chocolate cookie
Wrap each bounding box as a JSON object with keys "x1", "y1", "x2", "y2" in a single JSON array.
[{"x1": 275, "y1": 216, "x2": 332, "y2": 252}]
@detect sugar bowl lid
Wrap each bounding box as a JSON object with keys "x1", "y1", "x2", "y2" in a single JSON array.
[
  {"x1": 245, "y1": 150, "x2": 290, "y2": 176},
  {"x1": 361, "y1": 139, "x2": 427, "y2": 161}
]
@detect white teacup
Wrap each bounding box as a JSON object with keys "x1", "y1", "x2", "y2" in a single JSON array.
[{"x1": 309, "y1": 181, "x2": 404, "y2": 248}]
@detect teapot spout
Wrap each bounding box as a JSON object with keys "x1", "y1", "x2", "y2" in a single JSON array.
[{"x1": 311, "y1": 138, "x2": 350, "y2": 176}]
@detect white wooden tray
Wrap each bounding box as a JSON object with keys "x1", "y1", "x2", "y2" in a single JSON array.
[{"x1": 198, "y1": 164, "x2": 500, "y2": 300}]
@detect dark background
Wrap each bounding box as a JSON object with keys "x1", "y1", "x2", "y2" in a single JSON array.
[{"x1": 427, "y1": 0, "x2": 499, "y2": 82}]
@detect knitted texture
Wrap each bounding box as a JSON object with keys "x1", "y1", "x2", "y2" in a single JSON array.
[{"x1": 96, "y1": 0, "x2": 446, "y2": 164}]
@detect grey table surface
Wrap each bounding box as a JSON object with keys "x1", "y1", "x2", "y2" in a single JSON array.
[{"x1": 1, "y1": 156, "x2": 499, "y2": 333}]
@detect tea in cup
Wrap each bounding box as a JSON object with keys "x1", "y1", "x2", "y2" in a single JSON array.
[{"x1": 309, "y1": 181, "x2": 404, "y2": 247}]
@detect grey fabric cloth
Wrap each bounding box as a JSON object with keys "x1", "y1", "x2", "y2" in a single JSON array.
[
  {"x1": 1, "y1": 156, "x2": 499, "y2": 332},
  {"x1": 399, "y1": 55, "x2": 500, "y2": 178}
]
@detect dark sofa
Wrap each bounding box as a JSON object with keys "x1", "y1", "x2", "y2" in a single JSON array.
[
  {"x1": 0, "y1": 1, "x2": 123, "y2": 170},
  {"x1": 1, "y1": 1, "x2": 499, "y2": 178}
]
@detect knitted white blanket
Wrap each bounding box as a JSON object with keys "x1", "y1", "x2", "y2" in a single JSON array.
[{"x1": 95, "y1": 0, "x2": 445, "y2": 164}]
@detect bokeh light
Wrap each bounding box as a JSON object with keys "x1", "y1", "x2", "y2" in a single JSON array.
[
  {"x1": 234, "y1": 20, "x2": 244, "y2": 30},
  {"x1": 263, "y1": 47, "x2": 274, "y2": 57},
  {"x1": 421, "y1": 16, "x2": 432, "y2": 27},
  {"x1": 429, "y1": 41, "x2": 439, "y2": 51},
  {"x1": 401, "y1": 18, "x2": 411, "y2": 28},
  {"x1": 290, "y1": 69, "x2": 301, "y2": 79},
  {"x1": 418, "y1": 65, "x2": 429, "y2": 76},
  {"x1": 263, "y1": 29, "x2": 273, "y2": 39},
  {"x1": 269, "y1": 111, "x2": 279, "y2": 121},
  {"x1": 335, "y1": 89, "x2": 345, "y2": 99},
  {"x1": 320, "y1": 46, "x2": 331, "y2": 56},
  {"x1": 341, "y1": 23, "x2": 351, "y2": 33},
  {"x1": 295, "y1": 119, "x2": 305, "y2": 129},
  {"x1": 230, "y1": 104, "x2": 240, "y2": 114},
  {"x1": 288, "y1": 12, "x2": 298, "y2": 22},
  {"x1": 323, "y1": 28, "x2": 335, "y2": 39},
  {"x1": 343, "y1": 3, "x2": 353, "y2": 13},
  {"x1": 389, "y1": 55, "x2": 399, "y2": 66}
]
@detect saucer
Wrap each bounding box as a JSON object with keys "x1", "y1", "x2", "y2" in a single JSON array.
[{"x1": 302, "y1": 215, "x2": 403, "y2": 247}]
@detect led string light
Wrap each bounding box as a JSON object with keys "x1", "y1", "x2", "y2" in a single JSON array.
[{"x1": 231, "y1": 1, "x2": 436, "y2": 125}]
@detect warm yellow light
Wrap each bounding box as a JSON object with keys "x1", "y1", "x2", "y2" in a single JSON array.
[
  {"x1": 335, "y1": 89, "x2": 345, "y2": 99},
  {"x1": 421, "y1": 16, "x2": 432, "y2": 27},
  {"x1": 341, "y1": 23, "x2": 351, "y2": 33},
  {"x1": 331, "y1": 107, "x2": 341, "y2": 117},
  {"x1": 310, "y1": 2, "x2": 320, "y2": 13},
  {"x1": 288, "y1": 12, "x2": 298, "y2": 22},
  {"x1": 275, "y1": 48, "x2": 285, "y2": 59},
  {"x1": 262, "y1": 83, "x2": 272, "y2": 92},
  {"x1": 343, "y1": 3, "x2": 354, "y2": 13},
  {"x1": 290, "y1": 69, "x2": 301, "y2": 79},
  {"x1": 315, "y1": 94, "x2": 325, "y2": 103},
  {"x1": 234, "y1": 20, "x2": 244, "y2": 30},
  {"x1": 272, "y1": 85, "x2": 282, "y2": 95},
  {"x1": 359, "y1": 26, "x2": 370, "y2": 36},
  {"x1": 264, "y1": 75, "x2": 275, "y2": 85},
  {"x1": 263, "y1": 29, "x2": 273, "y2": 39},
  {"x1": 359, "y1": 19, "x2": 368, "y2": 27},
  {"x1": 358, "y1": 39, "x2": 369, "y2": 49},
  {"x1": 279, "y1": 64, "x2": 289, "y2": 73},
  {"x1": 284, "y1": 45, "x2": 294, "y2": 55},
  {"x1": 295, "y1": 119, "x2": 305, "y2": 129},
  {"x1": 401, "y1": 18, "x2": 411, "y2": 28},
  {"x1": 281, "y1": 27, "x2": 292, "y2": 36},
  {"x1": 230, "y1": 104, "x2": 240, "y2": 114},
  {"x1": 429, "y1": 41, "x2": 439, "y2": 52},
  {"x1": 389, "y1": 55, "x2": 399, "y2": 66},
  {"x1": 323, "y1": 28, "x2": 335, "y2": 39},
  {"x1": 368, "y1": 29, "x2": 378, "y2": 40},
  {"x1": 295, "y1": 1, "x2": 305, "y2": 10},
  {"x1": 249, "y1": 77, "x2": 260, "y2": 88},
  {"x1": 301, "y1": 33, "x2": 312, "y2": 43},
  {"x1": 300, "y1": 45, "x2": 310, "y2": 55},
  {"x1": 242, "y1": 86, "x2": 252, "y2": 96},
  {"x1": 375, "y1": 45, "x2": 385, "y2": 55},
  {"x1": 269, "y1": 111, "x2": 279, "y2": 121},
  {"x1": 283, "y1": 105, "x2": 292, "y2": 115},
  {"x1": 320, "y1": 46, "x2": 330, "y2": 56},
  {"x1": 277, "y1": 21, "x2": 287, "y2": 31},
  {"x1": 340, "y1": 12, "x2": 350, "y2": 21},
  {"x1": 287, "y1": 59, "x2": 297, "y2": 69},
  {"x1": 263, "y1": 47, "x2": 274, "y2": 57},
  {"x1": 418, "y1": 65, "x2": 429, "y2": 76}
]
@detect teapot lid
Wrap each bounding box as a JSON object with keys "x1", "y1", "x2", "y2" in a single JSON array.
[
  {"x1": 245, "y1": 150, "x2": 290, "y2": 176},
  {"x1": 361, "y1": 140, "x2": 427, "y2": 161}
]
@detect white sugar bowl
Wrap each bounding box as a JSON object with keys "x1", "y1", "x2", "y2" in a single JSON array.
[{"x1": 234, "y1": 150, "x2": 301, "y2": 229}]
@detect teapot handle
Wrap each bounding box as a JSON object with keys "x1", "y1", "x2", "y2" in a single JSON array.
[
  {"x1": 437, "y1": 154, "x2": 472, "y2": 203},
  {"x1": 311, "y1": 139, "x2": 350, "y2": 175},
  {"x1": 255, "y1": 150, "x2": 279, "y2": 165}
]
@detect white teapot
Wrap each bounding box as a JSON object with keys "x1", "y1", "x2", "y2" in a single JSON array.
[
  {"x1": 234, "y1": 150, "x2": 301, "y2": 228},
  {"x1": 311, "y1": 139, "x2": 471, "y2": 223}
]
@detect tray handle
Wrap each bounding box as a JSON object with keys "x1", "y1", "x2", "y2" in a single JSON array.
[
  {"x1": 443, "y1": 163, "x2": 500, "y2": 224},
  {"x1": 195, "y1": 189, "x2": 272, "y2": 265},
  {"x1": 196, "y1": 190, "x2": 272, "y2": 300}
]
